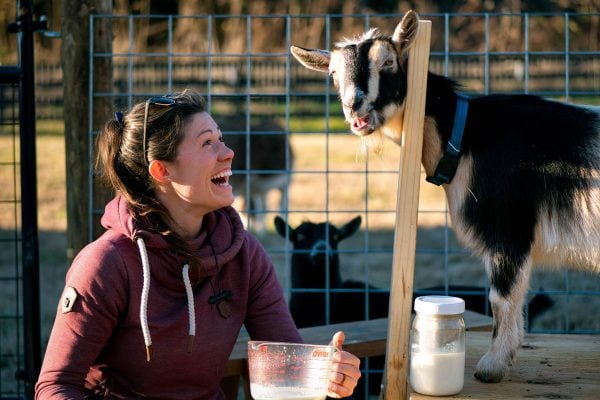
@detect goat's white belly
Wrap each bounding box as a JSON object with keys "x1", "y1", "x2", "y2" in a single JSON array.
[
  {"x1": 443, "y1": 154, "x2": 600, "y2": 273},
  {"x1": 532, "y1": 196, "x2": 600, "y2": 272}
]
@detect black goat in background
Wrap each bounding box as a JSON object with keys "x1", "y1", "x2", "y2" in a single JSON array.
[{"x1": 274, "y1": 215, "x2": 367, "y2": 327}]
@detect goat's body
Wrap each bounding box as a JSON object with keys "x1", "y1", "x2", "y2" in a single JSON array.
[
  {"x1": 419, "y1": 82, "x2": 600, "y2": 278},
  {"x1": 380, "y1": 83, "x2": 600, "y2": 382},
  {"x1": 290, "y1": 10, "x2": 600, "y2": 383},
  {"x1": 420, "y1": 78, "x2": 600, "y2": 381}
]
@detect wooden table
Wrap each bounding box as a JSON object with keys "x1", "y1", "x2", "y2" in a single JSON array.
[{"x1": 411, "y1": 331, "x2": 600, "y2": 400}]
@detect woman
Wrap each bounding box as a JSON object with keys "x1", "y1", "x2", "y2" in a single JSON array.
[{"x1": 35, "y1": 89, "x2": 361, "y2": 399}]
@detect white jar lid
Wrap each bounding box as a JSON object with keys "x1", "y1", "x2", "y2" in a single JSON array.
[{"x1": 414, "y1": 295, "x2": 465, "y2": 315}]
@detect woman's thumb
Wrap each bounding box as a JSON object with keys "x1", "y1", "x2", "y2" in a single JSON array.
[{"x1": 331, "y1": 331, "x2": 345, "y2": 349}]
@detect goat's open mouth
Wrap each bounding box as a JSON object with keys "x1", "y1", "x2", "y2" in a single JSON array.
[
  {"x1": 350, "y1": 115, "x2": 373, "y2": 135},
  {"x1": 348, "y1": 108, "x2": 378, "y2": 136},
  {"x1": 353, "y1": 115, "x2": 369, "y2": 130}
]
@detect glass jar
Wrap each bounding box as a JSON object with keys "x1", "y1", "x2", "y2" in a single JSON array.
[{"x1": 409, "y1": 295, "x2": 466, "y2": 396}]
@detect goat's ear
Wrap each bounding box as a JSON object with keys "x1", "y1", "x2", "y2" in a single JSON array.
[
  {"x1": 274, "y1": 216, "x2": 294, "y2": 241},
  {"x1": 290, "y1": 45, "x2": 331, "y2": 72},
  {"x1": 338, "y1": 216, "x2": 362, "y2": 241},
  {"x1": 391, "y1": 10, "x2": 419, "y2": 57}
]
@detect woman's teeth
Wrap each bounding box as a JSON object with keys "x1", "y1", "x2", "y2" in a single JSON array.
[{"x1": 211, "y1": 169, "x2": 232, "y2": 186}]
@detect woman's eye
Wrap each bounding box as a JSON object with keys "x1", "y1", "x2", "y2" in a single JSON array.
[{"x1": 203, "y1": 134, "x2": 225, "y2": 147}]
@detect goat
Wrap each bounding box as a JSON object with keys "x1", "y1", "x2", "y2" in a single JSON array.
[
  {"x1": 290, "y1": 10, "x2": 600, "y2": 383},
  {"x1": 219, "y1": 117, "x2": 293, "y2": 233},
  {"x1": 273, "y1": 215, "x2": 364, "y2": 327}
]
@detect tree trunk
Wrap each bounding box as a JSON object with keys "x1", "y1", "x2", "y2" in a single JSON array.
[{"x1": 62, "y1": 0, "x2": 112, "y2": 260}]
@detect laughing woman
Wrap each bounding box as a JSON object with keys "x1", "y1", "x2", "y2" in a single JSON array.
[{"x1": 35, "y1": 89, "x2": 360, "y2": 400}]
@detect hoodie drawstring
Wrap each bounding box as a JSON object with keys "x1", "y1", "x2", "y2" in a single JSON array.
[
  {"x1": 136, "y1": 238, "x2": 196, "y2": 362},
  {"x1": 182, "y1": 264, "x2": 196, "y2": 352},
  {"x1": 136, "y1": 238, "x2": 153, "y2": 362}
]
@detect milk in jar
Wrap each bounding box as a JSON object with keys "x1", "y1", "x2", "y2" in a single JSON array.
[{"x1": 409, "y1": 296, "x2": 466, "y2": 396}]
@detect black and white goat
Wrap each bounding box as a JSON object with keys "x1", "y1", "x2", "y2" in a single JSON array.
[{"x1": 290, "y1": 10, "x2": 600, "y2": 383}]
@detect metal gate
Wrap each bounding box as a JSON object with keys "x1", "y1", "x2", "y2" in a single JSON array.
[{"x1": 0, "y1": 2, "x2": 47, "y2": 398}]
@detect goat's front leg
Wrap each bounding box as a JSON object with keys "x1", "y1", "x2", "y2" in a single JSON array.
[{"x1": 474, "y1": 254, "x2": 532, "y2": 383}]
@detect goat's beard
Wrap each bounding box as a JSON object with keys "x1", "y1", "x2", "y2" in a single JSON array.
[
  {"x1": 357, "y1": 129, "x2": 385, "y2": 158},
  {"x1": 351, "y1": 101, "x2": 404, "y2": 158}
]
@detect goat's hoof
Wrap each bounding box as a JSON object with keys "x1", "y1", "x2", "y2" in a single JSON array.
[
  {"x1": 474, "y1": 370, "x2": 504, "y2": 383},
  {"x1": 474, "y1": 352, "x2": 509, "y2": 383}
]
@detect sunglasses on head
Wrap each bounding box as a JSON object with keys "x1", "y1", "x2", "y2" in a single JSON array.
[{"x1": 143, "y1": 95, "x2": 177, "y2": 166}]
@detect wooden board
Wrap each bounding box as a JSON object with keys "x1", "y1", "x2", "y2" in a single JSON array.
[
  {"x1": 410, "y1": 331, "x2": 600, "y2": 400},
  {"x1": 384, "y1": 18, "x2": 432, "y2": 400}
]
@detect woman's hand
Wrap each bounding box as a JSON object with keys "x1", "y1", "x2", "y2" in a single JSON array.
[{"x1": 327, "y1": 331, "x2": 362, "y2": 398}]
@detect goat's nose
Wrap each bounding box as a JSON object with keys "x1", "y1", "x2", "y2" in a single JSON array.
[
  {"x1": 350, "y1": 98, "x2": 363, "y2": 113},
  {"x1": 310, "y1": 241, "x2": 329, "y2": 259},
  {"x1": 342, "y1": 98, "x2": 363, "y2": 114}
]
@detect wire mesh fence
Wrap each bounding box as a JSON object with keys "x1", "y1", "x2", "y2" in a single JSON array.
[{"x1": 85, "y1": 13, "x2": 600, "y2": 397}]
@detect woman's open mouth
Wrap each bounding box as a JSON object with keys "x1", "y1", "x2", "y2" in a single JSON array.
[{"x1": 210, "y1": 169, "x2": 232, "y2": 186}]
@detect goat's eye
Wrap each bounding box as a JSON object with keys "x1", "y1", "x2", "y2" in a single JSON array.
[{"x1": 383, "y1": 59, "x2": 394, "y2": 67}]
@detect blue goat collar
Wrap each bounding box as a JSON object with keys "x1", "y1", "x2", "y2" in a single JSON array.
[{"x1": 426, "y1": 93, "x2": 469, "y2": 186}]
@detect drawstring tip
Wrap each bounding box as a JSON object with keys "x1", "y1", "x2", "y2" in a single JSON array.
[
  {"x1": 187, "y1": 335, "x2": 195, "y2": 353},
  {"x1": 146, "y1": 345, "x2": 153, "y2": 362}
]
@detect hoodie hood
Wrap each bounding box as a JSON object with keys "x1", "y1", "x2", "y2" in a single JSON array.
[
  {"x1": 100, "y1": 195, "x2": 246, "y2": 361},
  {"x1": 100, "y1": 195, "x2": 246, "y2": 279}
]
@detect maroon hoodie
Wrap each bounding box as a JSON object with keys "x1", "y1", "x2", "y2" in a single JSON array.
[{"x1": 35, "y1": 196, "x2": 301, "y2": 399}]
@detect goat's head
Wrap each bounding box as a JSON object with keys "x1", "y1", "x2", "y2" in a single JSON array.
[
  {"x1": 274, "y1": 215, "x2": 362, "y2": 278},
  {"x1": 291, "y1": 10, "x2": 419, "y2": 149}
]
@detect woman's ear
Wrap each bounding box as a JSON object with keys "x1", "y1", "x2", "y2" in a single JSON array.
[{"x1": 148, "y1": 160, "x2": 172, "y2": 183}]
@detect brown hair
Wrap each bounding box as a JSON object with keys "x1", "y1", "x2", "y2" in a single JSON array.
[{"x1": 96, "y1": 89, "x2": 207, "y2": 279}]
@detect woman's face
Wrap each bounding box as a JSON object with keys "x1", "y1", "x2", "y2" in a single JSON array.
[{"x1": 164, "y1": 111, "x2": 235, "y2": 216}]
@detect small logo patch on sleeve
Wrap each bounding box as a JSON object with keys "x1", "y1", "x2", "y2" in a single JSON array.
[{"x1": 61, "y1": 286, "x2": 78, "y2": 313}]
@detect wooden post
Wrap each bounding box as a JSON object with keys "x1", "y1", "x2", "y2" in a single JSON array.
[{"x1": 382, "y1": 19, "x2": 431, "y2": 400}]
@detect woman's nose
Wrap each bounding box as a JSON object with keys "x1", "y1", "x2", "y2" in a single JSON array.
[{"x1": 221, "y1": 143, "x2": 234, "y2": 160}]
